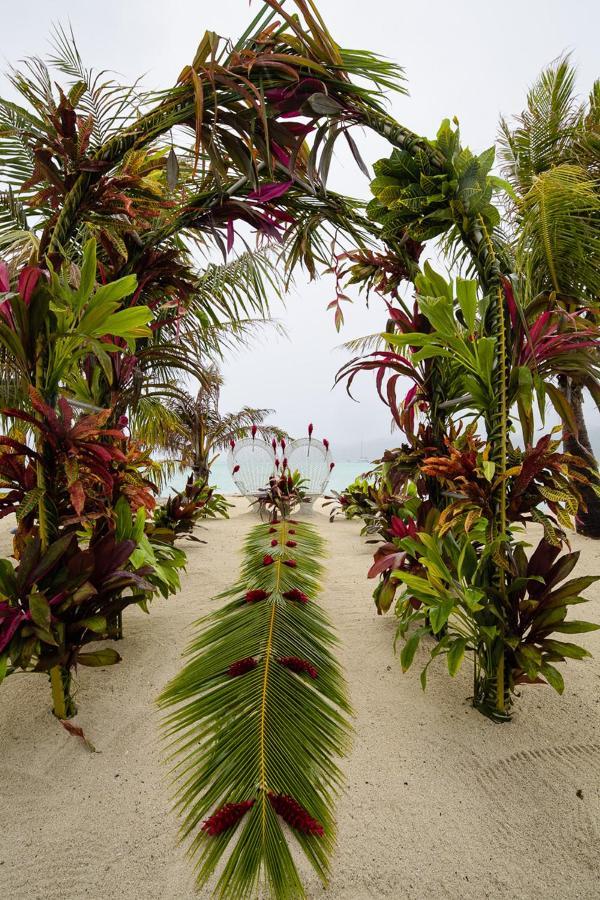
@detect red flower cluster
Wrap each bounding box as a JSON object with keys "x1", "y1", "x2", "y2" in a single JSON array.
[
  {"x1": 202, "y1": 799, "x2": 255, "y2": 835},
  {"x1": 270, "y1": 539, "x2": 278, "y2": 547},
  {"x1": 282, "y1": 588, "x2": 309, "y2": 604},
  {"x1": 228, "y1": 657, "x2": 258, "y2": 677},
  {"x1": 268, "y1": 792, "x2": 324, "y2": 836},
  {"x1": 283, "y1": 559, "x2": 297, "y2": 568},
  {"x1": 263, "y1": 555, "x2": 275, "y2": 566},
  {"x1": 285, "y1": 540, "x2": 297, "y2": 548},
  {"x1": 245, "y1": 589, "x2": 270, "y2": 603},
  {"x1": 278, "y1": 656, "x2": 318, "y2": 679}
]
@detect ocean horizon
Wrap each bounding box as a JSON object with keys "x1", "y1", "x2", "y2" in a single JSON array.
[{"x1": 166, "y1": 457, "x2": 376, "y2": 496}]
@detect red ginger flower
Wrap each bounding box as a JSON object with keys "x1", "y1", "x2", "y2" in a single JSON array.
[
  {"x1": 268, "y1": 793, "x2": 323, "y2": 836},
  {"x1": 329, "y1": 462, "x2": 335, "y2": 471},
  {"x1": 228, "y1": 657, "x2": 258, "y2": 677},
  {"x1": 245, "y1": 589, "x2": 270, "y2": 603},
  {"x1": 280, "y1": 438, "x2": 286, "y2": 452},
  {"x1": 251, "y1": 424, "x2": 257, "y2": 439},
  {"x1": 278, "y1": 656, "x2": 317, "y2": 678},
  {"x1": 323, "y1": 438, "x2": 329, "y2": 451},
  {"x1": 286, "y1": 540, "x2": 297, "y2": 547},
  {"x1": 308, "y1": 423, "x2": 314, "y2": 438},
  {"x1": 282, "y1": 588, "x2": 309, "y2": 604},
  {"x1": 270, "y1": 539, "x2": 278, "y2": 547},
  {"x1": 230, "y1": 439, "x2": 235, "y2": 450},
  {"x1": 272, "y1": 437, "x2": 277, "y2": 451},
  {"x1": 202, "y1": 800, "x2": 255, "y2": 835},
  {"x1": 283, "y1": 559, "x2": 297, "y2": 568},
  {"x1": 232, "y1": 465, "x2": 240, "y2": 475},
  {"x1": 263, "y1": 554, "x2": 275, "y2": 566}
]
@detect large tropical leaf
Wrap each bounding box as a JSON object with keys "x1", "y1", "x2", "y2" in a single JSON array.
[{"x1": 159, "y1": 519, "x2": 351, "y2": 899}]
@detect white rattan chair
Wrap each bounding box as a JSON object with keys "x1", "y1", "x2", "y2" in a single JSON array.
[
  {"x1": 229, "y1": 436, "x2": 334, "y2": 512},
  {"x1": 286, "y1": 437, "x2": 333, "y2": 504},
  {"x1": 228, "y1": 438, "x2": 276, "y2": 499}
]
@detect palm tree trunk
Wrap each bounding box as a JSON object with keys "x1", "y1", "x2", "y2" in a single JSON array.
[{"x1": 560, "y1": 379, "x2": 600, "y2": 538}]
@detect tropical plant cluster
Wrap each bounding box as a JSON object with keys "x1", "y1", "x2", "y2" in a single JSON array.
[
  {"x1": 0, "y1": 1, "x2": 598, "y2": 897},
  {"x1": 336, "y1": 87, "x2": 600, "y2": 718},
  {"x1": 0, "y1": 3, "x2": 408, "y2": 895},
  {"x1": 0, "y1": 0, "x2": 400, "y2": 724}
]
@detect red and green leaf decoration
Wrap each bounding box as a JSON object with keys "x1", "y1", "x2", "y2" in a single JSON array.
[
  {"x1": 0, "y1": 527, "x2": 153, "y2": 680},
  {"x1": 159, "y1": 519, "x2": 351, "y2": 899},
  {"x1": 32, "y1": 0, "x2": 405, "y2": 260},
  {"x1": 507, "y1": 292, "x2": 600, "y2": 444},
  {"x1": 3, "y1": 389, "x2": 127, "y2": 521},
  {"x1": 336, "y1": 348, "x2": 422, "y2": 432},
  {"x1": 506, "y1": 537, "x2": 600, "y2": 693},
  {"x1": 418, "y1": 428, "x2": 598, "y2": 543},
  {"x1": 150, "y1": 475, "x2": 228, "y2": 542}
]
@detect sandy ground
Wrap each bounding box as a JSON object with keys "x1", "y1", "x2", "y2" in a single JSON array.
[{"x1": 1, "y1": 499, "x2": 599, "y2": 900}]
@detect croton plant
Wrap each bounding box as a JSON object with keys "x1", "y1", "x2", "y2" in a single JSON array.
[{"x1": 0, "y1": 244, "x2": 188, "y2": 717}]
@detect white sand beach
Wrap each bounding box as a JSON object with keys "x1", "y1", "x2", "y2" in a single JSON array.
[{"x1": 1, "y1": 500, "x2": 599, "y2": 900}]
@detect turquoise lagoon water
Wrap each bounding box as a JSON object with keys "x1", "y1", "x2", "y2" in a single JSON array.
[{"x1": 166, "y1": 458, "x2": 375, "y2": 496}]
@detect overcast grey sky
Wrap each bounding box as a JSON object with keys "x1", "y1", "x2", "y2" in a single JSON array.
[{"x1": 2, "y1": 1, "x2": 598, "y2": 457}]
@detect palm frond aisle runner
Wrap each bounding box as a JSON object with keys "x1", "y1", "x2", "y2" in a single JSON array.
[{"x1": 159, "y1": 517, "x2": 351, "y2": 899}]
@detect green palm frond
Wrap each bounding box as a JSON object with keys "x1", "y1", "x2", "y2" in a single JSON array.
[
  {"x1": 192, "y1": 317, "x2": 286, "y2": 359},
  {"x1": 46, "y1": 24, "x2": 149, "y2": 145},
  {"x1": 499, "y1": 58, "x2": 600, "y2": 304},
  {"x1": 0, "y1": 100, "x2": 36, "y2": 194},
  {"x1": 190, "y1": 248, "x2": 285, "y2": 325},
  {"x1": 517, "y1": 163, "x2": 600, "y2": 299},
  {"x1": 340, "y1": 331, "x2": 398, "y2": 355},
  {"x1": 130, "y1": 395, "x2": 188, "y2": 450},
  {"x1": 498, "y1": 55, "x2": 582, "y2": 190},
  {"x1": 159, "y1": 519, "x2": 351, "y2": 899}
]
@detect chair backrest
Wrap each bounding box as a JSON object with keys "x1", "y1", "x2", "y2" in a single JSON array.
[
  {"x1": 286, "y1": 438, "x2": 332, "y2": 496},
  {"x1": 228, "y1": 438, "x2": 275, "y2": 495}
]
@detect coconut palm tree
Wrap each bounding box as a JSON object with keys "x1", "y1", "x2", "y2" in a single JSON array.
[
  {"x1": 499, "y1": 56, "x2": 600, "y2": 535},
  {"x1": 153, "y1": 367, "x2": 288, "y2": 482}
]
